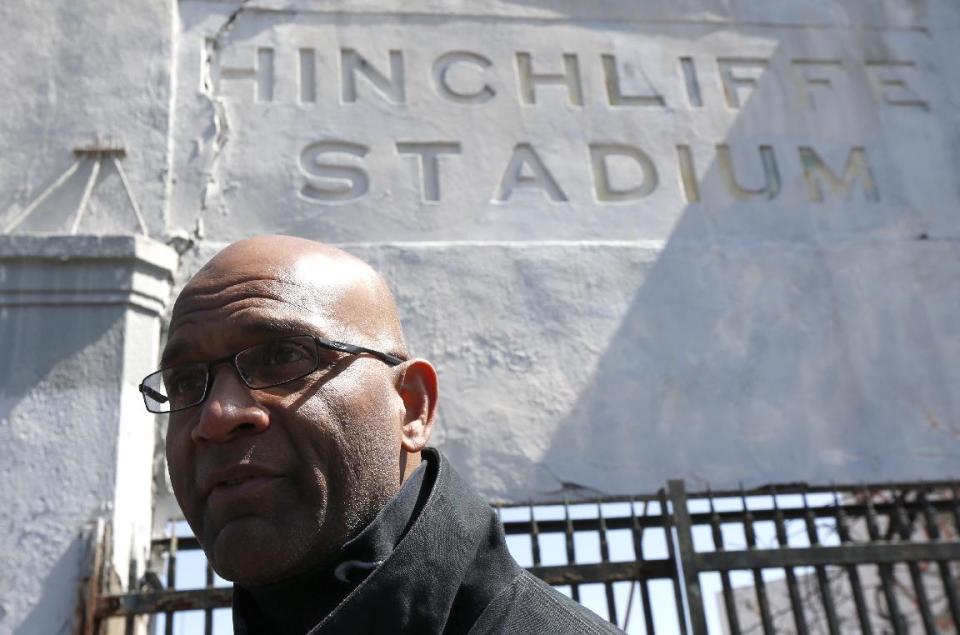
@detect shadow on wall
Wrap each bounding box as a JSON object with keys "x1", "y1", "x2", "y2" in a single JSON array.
[
  {"x1": 0, "y1": 297, "x2": 123, "y2": 418},
  {"x1": 13, "y1": 537, "x2": 87, "y2": 635},
  {"x1": 0, "y1": 288, "x2": 126, "y2": 633},
  {"x1": 540, "y1": 34, "x2": 960, "y2": 494}
]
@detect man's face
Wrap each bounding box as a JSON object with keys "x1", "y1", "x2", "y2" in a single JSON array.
[{"x1": 163, "y1": 262, "x2": 405, "y2": 585}]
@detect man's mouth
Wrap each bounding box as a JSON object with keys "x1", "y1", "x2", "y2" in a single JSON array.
[
  {"x1": 213, "y1": 474, "x2": 281, "y2": 492},
  {"x1": 220, "y1": 475, "x2": 264, "y2": 487},
  {"x1": 206, "y1": 473, "x2": 284, "y2": 515},
  {"x1": 201, "y1": 464, "x2": 284, "y2": 501}
]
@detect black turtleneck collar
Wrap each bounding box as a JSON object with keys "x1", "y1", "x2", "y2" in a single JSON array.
[
  {"x1": 335, "y1": 458, "x2": 430, "y2": 584},
  {"x1": 232, "y1": 449, "x2": 622, "y2": 635},
  {"x1": 233, "y1": 458, "x2": 432, "y2": 635}
]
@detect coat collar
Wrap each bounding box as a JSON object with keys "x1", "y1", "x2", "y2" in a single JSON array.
[
  {"x1": 307, "y1": 448, "x2": 520, "y2": 633},
  {"x1": 233, "y1": 449, "x2": 521, "y2": 634}
]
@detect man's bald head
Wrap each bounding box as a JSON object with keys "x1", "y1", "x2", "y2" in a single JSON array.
[
  {"x1": 162, "y1": 235, "x2": 437, "y2": 586},
  {"x1": 172, "y1": 235, "x2": 408, "y2": 361}
]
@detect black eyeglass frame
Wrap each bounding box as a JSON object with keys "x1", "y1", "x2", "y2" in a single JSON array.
[{"x1": 138, "y1": 335, "x2": 406, "y2": 414}]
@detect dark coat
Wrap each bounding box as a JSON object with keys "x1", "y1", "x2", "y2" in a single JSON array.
[{"x1": 235, "y1": 449, "x2": 624, "y2": 634}]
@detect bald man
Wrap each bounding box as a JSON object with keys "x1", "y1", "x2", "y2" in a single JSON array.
[{"x1": 140, "y1": 235, "x2": 622, "y2": 634}]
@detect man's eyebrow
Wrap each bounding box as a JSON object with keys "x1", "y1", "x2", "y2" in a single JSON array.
[
  {"x1": 250, "y1": 317, "x2": 324, "y2": 338},
  {"x1": 160, "y1": 339, "x2": 192, "y2": 368},
  {"x1": 160, "y1": 318, "x2": 325, "y2": 367}
]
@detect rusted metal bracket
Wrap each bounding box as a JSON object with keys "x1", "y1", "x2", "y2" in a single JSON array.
[{"x1": 75, "y1": 519, "x2": 110, "y2": 635}]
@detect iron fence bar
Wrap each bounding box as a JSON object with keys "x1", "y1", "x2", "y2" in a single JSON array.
[
  {"x1": 529, "y1": 560, "x2": 674, "y2": 585},
  {"x1": 686, "y1": 500, "x2": 960, "y2": 527},
  {"x1": 204, "y1": 561, "x2": 214, "y2": 635},
  {"x1": 923, "y1": 489, "x2": 960, "y2": 630},
  {"x1": 79, "y1": 518, "x2": 108, "y2": 635},
  {"x1": 702, "y1": 479, "x2": 960, "y2": 499},
  {"x1": 482, "y1": 478, "x2": 960, "y2": 507},
  {"x1": 97, "y1": 588, "x2": 233, "y2": 617},
  {"x1": 707, "y1": 490, "x2": 741, "y2": 635},
  {"x1": 165, "y1": 533, "x2": 177, "y2": 635},
  {"x1": 802, "y1": 491, "x2": 841, "y2": 635},
  {"x1": 98, "y1": 561, "x2": 668, "y2": 618},
  {"x1": 621, "y1": 580, "x2": 636, "y2": 632},
  {"x1": 124, "y1": 555, "x2": 137, "y2": 635},
  {"x1": 529, "y1": 501, "x2": 542, "y2": 567},
  {"x1": 832, "y1": 490, "x2": 874, "y2": 635},
  {"x1": 772, "y1": 489, "x2": 808, "y2": 635},
  {"x1": 152, "y1": 535, "x2": 201, "y2": 551},
  {"x1": 692, "y1": 541, "x2": 960, "y2": 570},
  {"x1": 629, "y1": 499, "x2": 656, "y2": 635},
  {"x1": 668, "y1": 480, "x2": 708, "y2": 635},
  {"x1": 951, "y1": 485, "x2": 960, "y2": 539},
  {"x1": 740, "y1": 486, "x2": 776, "y2": 635},
  {"x1": 141, "y1": 502, "x2": 960, "y2": 545},
  {"x1": 141, "y1": 499, "x2": 960, "y2": 544},
  {"x1": 563, "y1": 501, "x2": 580, "y2": 603},
  {"x1": 892, "y1": 490, "x2": 938, "y2": 635},
  {"x1": 596, "y1": 503, "x2": 619, "y2": 626},
  {"x1": 660, "y1": 486, "x2": 690, "y2": 635},
  {"x1": 861, "y1": 488, "x2": 905, "y2": 635}
]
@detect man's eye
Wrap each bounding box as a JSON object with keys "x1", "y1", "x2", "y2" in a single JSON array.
[
  {"x1": 166, "y1": 369, "x2": 206, "y2": 395},
  {"x1": 257, "y1": 342, "x2": 311, "y2": 366}
]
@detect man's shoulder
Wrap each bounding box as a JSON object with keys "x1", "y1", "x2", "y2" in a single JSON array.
[{"x1": 466, "y1": 569, "x2": 625, "y2": 635}]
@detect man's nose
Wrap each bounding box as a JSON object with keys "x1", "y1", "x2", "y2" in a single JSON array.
[{"x1": 191, "y1": 366, "x2": 270, "y2": 444}]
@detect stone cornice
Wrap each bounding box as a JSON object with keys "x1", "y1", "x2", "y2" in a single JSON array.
[{"x1": 0, "y1": 235, "x2": 178, "y2": 315}]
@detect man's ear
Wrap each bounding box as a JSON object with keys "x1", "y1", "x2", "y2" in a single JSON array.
[{"x1": 396, "y1": 359, "x2": 439, "y2": 453}]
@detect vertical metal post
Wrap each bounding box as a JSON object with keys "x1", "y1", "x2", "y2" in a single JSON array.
[
  {"x1": 629, "y1": 499, "x2": 656, "y2": 634},
  {"x1": 165, "y1": 534, "x2": 178, "y2": 635},
  {"x1": 660, "y1": 487, "x2": 690, "y2": 635},
  {"x1": 740, "y1": 486, "x2": 775, "y2": 635},
  {"x1": 707, "y1": 491, "x2": 741, "y2": 635},
  {"x1": 78, "y1": 518, "x2": 107, "y2": 635},
  {"x1": 668, "y1": 480, "x2": 708, "y2": 635},
  {"x1": 772, "y1": 489, "x2": 808, "y2": 635},
  {"x1": 205, "y1": 562, "x2": 215, "y2": 635},
  {"x1": 863, "y1": 487, "x2": 906, "y2": 635},
  {"x1": 563, "y1": 500, "x2": 581, "y2": 603},
  {"x1": 124, "y1": 554, "x2": 137, "y2": 635},
  {"x1": 891, "y1": 490, "x2": 937, "y2": 635},
  {"x1": 529, "y1": 501, "x2": 542, "y2": 567},
  {"x1": 597, "y1": 503, "x2": 618, "y2": 626},
  {"x1": 802, "y1": 491, "x2": 840, "y2": 635},
  {"x1": 919, "y1": 488, "x2": 960, "y2": 631},
  {"x1": 832, "y1": 490, "x2": 873, "y2": 634}
]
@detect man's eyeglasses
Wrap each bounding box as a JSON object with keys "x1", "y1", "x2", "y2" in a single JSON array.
[{"x1": 139, "y1": 335, "x2": 405, "y2": 414}]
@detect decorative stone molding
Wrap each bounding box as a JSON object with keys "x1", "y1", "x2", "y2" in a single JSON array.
[{"x1": 0, "y1": 235, "x2": 175, "y2": 314}]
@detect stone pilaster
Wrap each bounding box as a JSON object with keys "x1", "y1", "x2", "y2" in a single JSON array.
[{"x1": 0, "y1": 235, "x2": 177, "y2": 633}]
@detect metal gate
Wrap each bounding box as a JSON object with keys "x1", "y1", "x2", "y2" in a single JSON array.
[{"x1": 80, "y1": 479, "x2": 960, "y2": 634}]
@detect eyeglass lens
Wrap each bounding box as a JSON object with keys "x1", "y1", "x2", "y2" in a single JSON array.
[{"x1": 141, "y1": 336, "x2": 321, "y2": 413}]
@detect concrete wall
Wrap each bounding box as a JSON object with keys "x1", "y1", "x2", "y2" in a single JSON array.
[
  {"x1": 0, "y1": 237, "x2": 176, "y2": 634},
  {"x1": 1, "y1": 0, "x2": 960, "y2": 629},
  {"x1": 167, "y1": 0, "x2": 960, "y2": 498}
]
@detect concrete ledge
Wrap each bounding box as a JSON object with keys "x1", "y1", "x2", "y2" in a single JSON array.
[
  {"x1": 223, "y1": 0, "x2": 934, "y2": 29},
  {"x1": 0, "y1": 235, "x2": 178, "y2": 314},
  {"x1": 0, "y1": 234, "x2": 178, "y2": 272}
]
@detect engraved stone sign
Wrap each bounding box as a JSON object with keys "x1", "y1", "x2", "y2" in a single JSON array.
[
  {"x1": 172, "y1": 4, "x2": 953, "y2": 242},
  {"x1": 165, "y1": 2, "x2": 960, "y2": 499}
]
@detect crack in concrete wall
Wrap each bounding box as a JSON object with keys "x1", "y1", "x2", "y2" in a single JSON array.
[{"x1": 196, "y1": 1, "x2": 252, "y2": 218}]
